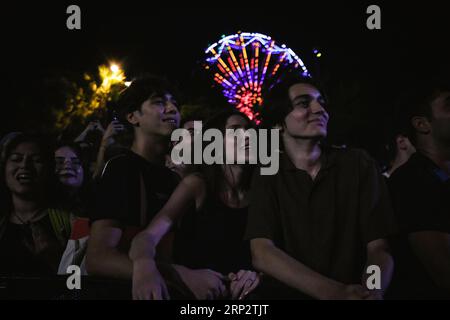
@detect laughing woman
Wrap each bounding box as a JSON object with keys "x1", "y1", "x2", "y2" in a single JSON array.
[
  {"x1": 0, "y1": 133, "x2": 71, "y2": 276},
  {"x1": 129, "y1": 111, "x2": 260, "y2": 300}
]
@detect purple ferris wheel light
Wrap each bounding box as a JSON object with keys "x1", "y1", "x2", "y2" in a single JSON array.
[{"x1": 204, "y1": 32, "x2": 310, "y2": 122}]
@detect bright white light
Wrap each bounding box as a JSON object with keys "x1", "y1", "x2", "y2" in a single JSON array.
[{"x1": 110, "y1": 64, "x2": 120, "y2": 73}]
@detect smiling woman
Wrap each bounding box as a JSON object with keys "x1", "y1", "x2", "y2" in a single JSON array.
[
  {"x1": 0, "y1": 133, "x2": 72, "y2": 277},
  {"x1": 55, "y1": 144, "x2": 85, "y2": 189},
  {"x1": 53, "y1": 142, "x2": 93, "y2": 218}
]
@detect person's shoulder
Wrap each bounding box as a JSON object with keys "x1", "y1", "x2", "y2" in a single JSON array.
[
  {"x1": 181, "y1": 172, "x2": 206, "y2": 188},
  {"x1": 177, "y1": 173, "x2": 207, "y2": 198},
  {"x1": 387, "y1": 155, "x2": 433, "y2": 201},
  {"x1": 100, "y1": 151, "x2": 138, "y2": 178},
  {"x1": 331, "y1": 146, "x2": 370, "y2": 158},
  {"x1": 251, "y1": 164, "x2": 279, "y2": 186},
  {"x1": 329, "y1": 146, "x2": 376, "y2": 166},
  {"x1": 329, "y1": 147, "x2": 385, "y2": 180},
  {"x1": 104, "y1": 145, "x2": 130, "y2": 162},
  {"x1": 104, "y1": 151, "x2": 135, "y2": 166},
  {"x1": 389, "y1": 154, "x2": 422, "y2": 184}
]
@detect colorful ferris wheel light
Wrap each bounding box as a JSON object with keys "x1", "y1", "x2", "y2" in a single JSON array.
[{"x1": 204, "y1": 32, "x2": 310, "y2": 122}]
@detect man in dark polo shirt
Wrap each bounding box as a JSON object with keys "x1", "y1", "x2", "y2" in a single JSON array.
[
  {"x1": 85, "y1": 76, "x2": 182, "y2": 298},
  {"x1": 245, "y1": 75, "x2": 396, "y2": 300},
  {"x1": 388, "y1": 79, "x2": 450, "y2": 299}
]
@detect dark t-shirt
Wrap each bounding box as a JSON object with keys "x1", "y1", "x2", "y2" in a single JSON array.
[
  {"x1": 90, "y1": 150, "x2": 180, "y2": 248},
  {"x1": 245, "y1": 147, "x2": 396, "y2": 297},
  {"x1": 174, "y1": 198, "x2": 251, "y2": 275},
  {"x1": 388, "y1": 152, "x2": 450, "y2": 299},
  {"x1": 0, "y1": 215, "x2": 66, "y2": 276}
]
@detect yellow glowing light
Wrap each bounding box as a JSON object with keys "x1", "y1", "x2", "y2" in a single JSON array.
[
  {"x1": 110, "y1": 64, "x2": 120, "y2": 73},
  {"x1": 316, "y1": 53, "x2": 322, "y2": 58},
  {"x1": 56, "y1": 62, "x2": 128, "y2": 130}
]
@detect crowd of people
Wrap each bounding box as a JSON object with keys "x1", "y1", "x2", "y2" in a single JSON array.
[{"x1": 0, "y1": 74, "x2": 449, "y2": 300}]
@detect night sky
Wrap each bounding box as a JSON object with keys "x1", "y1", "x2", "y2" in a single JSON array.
[{"x1": 2, "y1": 1, "x2": 449, "y2": 159}]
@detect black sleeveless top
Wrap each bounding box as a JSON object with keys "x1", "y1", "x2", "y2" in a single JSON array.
[{"x1": 173, "y1": 198, "x2": 251, "y2": 275}]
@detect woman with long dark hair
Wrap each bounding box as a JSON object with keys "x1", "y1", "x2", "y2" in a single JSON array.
[
  {"x1": 54, "y1": 142, "x2": 92, "y2": 217},
  {"x1": 129, "y1": 110, "x2": 260, "y2": 300},
  {"x1": 0, "y1": 133, "x2": 71, "y2": 276}
]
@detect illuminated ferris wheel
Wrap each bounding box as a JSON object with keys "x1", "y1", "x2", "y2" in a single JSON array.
[{"x1": 204, "y1": 32, "x2": 310, "y2": 122}]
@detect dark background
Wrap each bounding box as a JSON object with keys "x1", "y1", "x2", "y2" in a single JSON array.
[{"x1": 2, "y1": 1, "x2": 449, "y2": 161}]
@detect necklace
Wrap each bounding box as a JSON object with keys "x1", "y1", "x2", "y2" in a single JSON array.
[{"x1": 11, "y1": 209, "x2": 44, "y2": 225}]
